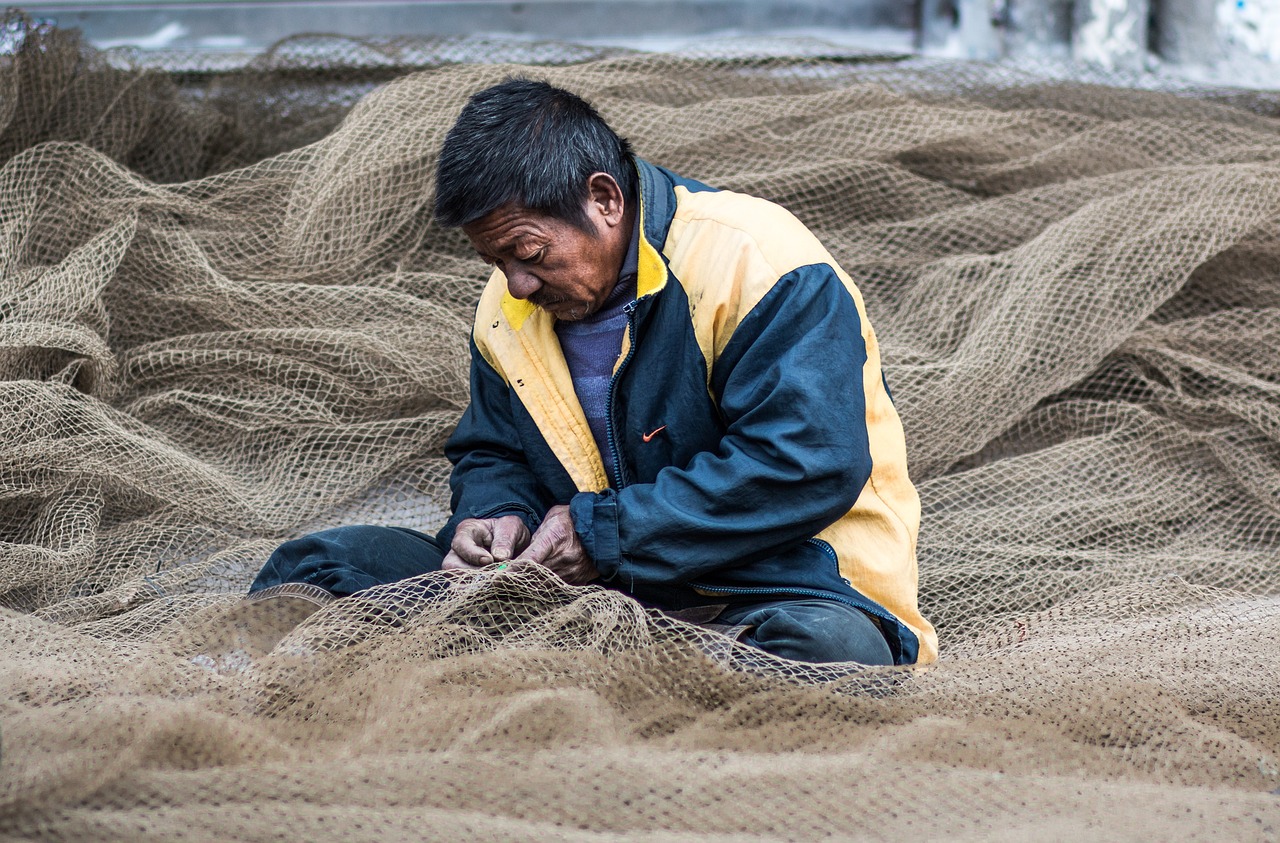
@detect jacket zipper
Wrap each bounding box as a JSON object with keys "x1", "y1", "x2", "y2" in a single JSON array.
[
  {"x1": 604, "y1": 300, "x2": 640, "y2": 489},
  {"x1": 806, "y1": 537, "x2": 855, "y2": 588},
  {"x1": 806, "y1": 537, "x2": 838, "y2": 563}
]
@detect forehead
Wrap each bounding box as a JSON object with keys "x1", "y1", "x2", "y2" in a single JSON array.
[{"x1": 462, "y1": 203, "x2": 561, "y2": 252}]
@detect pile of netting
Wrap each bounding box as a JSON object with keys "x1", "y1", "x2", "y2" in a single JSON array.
[{"x1": 3, "y1": 12, "x2": 1280, "y2": 840}]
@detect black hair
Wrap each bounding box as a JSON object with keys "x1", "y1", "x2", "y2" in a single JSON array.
[{"x1": 433, "y1": 78, "x2": 636, "y2": 230}]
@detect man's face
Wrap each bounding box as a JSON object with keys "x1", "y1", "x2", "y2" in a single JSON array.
[{"x1": 462, "y1": 175, "x2": 630, "y2": 322}]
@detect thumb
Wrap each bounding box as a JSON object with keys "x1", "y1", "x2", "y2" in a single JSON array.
[
  {"x1": 489, "y1": 519, "x2": 523, "y2": 563},
  {"x1": 452, "y1": 519, "x2": 494, "y2": 565}
]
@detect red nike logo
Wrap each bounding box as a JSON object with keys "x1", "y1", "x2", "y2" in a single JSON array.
[{"x1": 642, "y1": 425, "x2": 667, "y2": 443}]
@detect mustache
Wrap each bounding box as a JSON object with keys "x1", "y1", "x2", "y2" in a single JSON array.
[{"x1": 529, "y1": 291, "x2": 567, "y2": 308}]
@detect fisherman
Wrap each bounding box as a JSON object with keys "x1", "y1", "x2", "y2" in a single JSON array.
[{"x1": 249, "y1": 79, "x2": 937, "y2": 666}]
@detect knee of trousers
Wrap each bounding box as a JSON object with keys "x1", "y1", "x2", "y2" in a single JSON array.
[
  {"x1": 745, "y1": 600, "x2": 894, "y2": 666},
  {"x1": 251, "y1": 525, "x2": 444, "y2": 596}
]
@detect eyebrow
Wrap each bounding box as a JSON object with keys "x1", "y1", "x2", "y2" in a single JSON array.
[{"x1": 479, "y1": 233, "x2": 544, "y2": 259}]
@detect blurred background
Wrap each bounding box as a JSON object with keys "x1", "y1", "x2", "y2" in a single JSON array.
[{"x1": 14, "y1": 0, "x2": 1280, "y2": 87}]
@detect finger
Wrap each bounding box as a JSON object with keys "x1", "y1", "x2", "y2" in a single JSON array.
[
  {"x1": 489, "y1": 518, "x2": 525, "y2": 563},
  {"x1": 442, "y1": 550, "x2": 483, "y2": 572},
  {"x1": 451, "y1": 521, "x2": 494, "y2": 566},
  {"x1": 512, "y1": 529, "x2": 555, "y2": 566}
]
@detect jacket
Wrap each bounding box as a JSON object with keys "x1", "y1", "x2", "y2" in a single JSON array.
[{"x1": 442, "y1": 159, "x2": 938, "y2": 665}]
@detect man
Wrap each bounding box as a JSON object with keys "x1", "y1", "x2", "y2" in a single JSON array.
[{"x1": 251, "y1": 79, "x2": 937, "y2": 666}]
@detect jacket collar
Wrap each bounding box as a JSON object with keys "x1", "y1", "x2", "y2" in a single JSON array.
[{"x1": 634, "y1": 158, "x2": 676, "y2": 301}]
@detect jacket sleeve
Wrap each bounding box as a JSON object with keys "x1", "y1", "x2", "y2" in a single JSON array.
[
  {"x1": 570, "y1": 264, "x2": 874, "y2": 589},
  {"x1": 439, "y1": 336, "x2": 548, "y2": 549}
]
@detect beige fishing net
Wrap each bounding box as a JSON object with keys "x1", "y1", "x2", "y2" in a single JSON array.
[{"x1": 3, "y1": 12, "x2": 1280, "y2": 839}]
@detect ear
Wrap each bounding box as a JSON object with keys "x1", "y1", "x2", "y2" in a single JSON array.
[{"x1": 586, "y1": 172, "x2": 626, "y2": 229}]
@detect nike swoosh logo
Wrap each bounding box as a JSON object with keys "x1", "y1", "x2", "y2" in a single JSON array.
[{"x1": 642, "y1": 425, "x2": 667, "y2": 443}]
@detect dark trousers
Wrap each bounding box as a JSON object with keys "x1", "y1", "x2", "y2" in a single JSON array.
[{"x1": 250, "y1": 525, "x2": 893, "y2": 666}]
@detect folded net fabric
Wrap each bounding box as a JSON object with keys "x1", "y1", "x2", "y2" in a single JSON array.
[{"x1": 2, "y1": 16, "x2": 1279, "y2": 839}]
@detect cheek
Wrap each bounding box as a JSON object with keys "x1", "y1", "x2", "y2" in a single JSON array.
[{"x1": 554, "y1": 258, "x2": 595, "y2": 297}]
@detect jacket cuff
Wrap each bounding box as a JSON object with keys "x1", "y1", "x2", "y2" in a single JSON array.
[
  {"x1": 570, "y1": 490, "x2": 621, "y2": 580},
  {"x1": 469, "y1": 502, "x2": 541, "y2": 534}
]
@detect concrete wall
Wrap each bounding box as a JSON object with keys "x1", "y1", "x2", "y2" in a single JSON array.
[
  {"x1": 20, "y1": 0, "x2": 916, "y2": 52},
  {"x1": 917, "y1": 0, "x2": 1280, "y2": 79},
  {"x1": 16, "y1": 0, "x2": 1280, "y2": 81}
]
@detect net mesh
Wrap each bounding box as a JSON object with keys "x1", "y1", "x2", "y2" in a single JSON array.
[{"x1": 3, "y1": 13, "x2": 1280, "y2": 839}]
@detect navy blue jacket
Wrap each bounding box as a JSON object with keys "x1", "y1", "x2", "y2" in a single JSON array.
[{"x1": 442, "y1": 160, "x2": 935, "y2": 665}]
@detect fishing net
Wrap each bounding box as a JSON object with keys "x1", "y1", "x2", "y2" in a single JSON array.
[{"x1": 3, "y1": 12, "x2": 1280, "y2": 840}]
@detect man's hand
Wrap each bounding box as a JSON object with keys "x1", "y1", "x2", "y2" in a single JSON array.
[
  {"x1": 510, "y1": 505, "x2": 598, "y2": 585},
  {"x1": 442, "y1": 515, "x2": 531, "y2": 571}
]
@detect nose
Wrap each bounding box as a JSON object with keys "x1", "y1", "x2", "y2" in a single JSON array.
[{"x1": 505, "y1": 265, "x2": 542, "y2": 300}]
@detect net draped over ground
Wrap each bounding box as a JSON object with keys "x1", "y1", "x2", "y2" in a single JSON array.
[{"x1": 2, "y1": 18, "x2": 1280, "y2": 840}]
